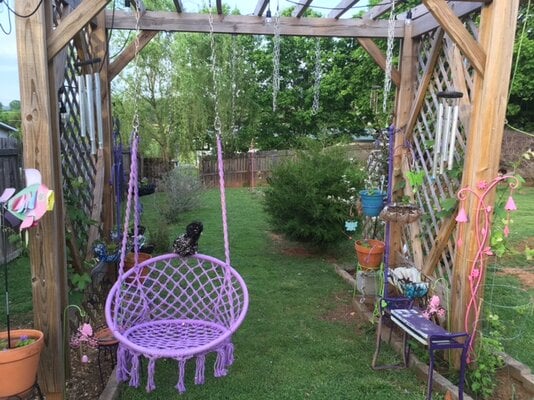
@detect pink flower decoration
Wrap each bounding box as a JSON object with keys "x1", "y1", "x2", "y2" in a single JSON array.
[
  {"x1": 422, "y1": 311, "x2": 430, "y2": 320},
  {"x1": 483, "y1": 246, "x2": 493, "y2": 256},
  {"x1": 471, "y1": 268, "x2": 480, "y2": 279},
  {"x1": 504, "y1": 225, "x2": 510, "y2": 238},
  {"x1": 429, "y1": 295, "x2": 440, "y2": 309},
  {"x1": 455, "y1": 207, "x2": 468, "y2": 223},
  {"x1": 81, "y1": 355, "x2": 89, "y2": 363},
  {"x1": 457, "y1": 238, "x2": 463, "y2": 247},
  {"x1": 437, "y1": 308, "x2": 446, "y2": 318},
  {"x1": 477, "y1": 180, "x2": 488, "y2": 190},
  {"x1": 80, "y1": 323, "x2": 93, "y2": 338},
  {"x1": 505, "y1": 196, "x2": 517, "y2": 211}
]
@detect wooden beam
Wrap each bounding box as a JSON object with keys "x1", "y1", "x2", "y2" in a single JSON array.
[
  {"x1": 447, "y1": 38, "x2": 471, "y2": 129},
  {"x1": 357, "y1": 38, "x2": 401, "y2": 87},
  {"x1": 412, "y1": 2, "x2": 485, "y2": 37},
  {"x1": 450, "y1": 0, "x2": 519, "y2": 365},
  {"x1": 329, "y1": 0, "x2": 361, "y2": 19},
  {"x1": 16, "y1": 0, "x2": 67, "y2": 397},
  {"x1": 47, "y1": 0, "x2": 110, "y2": 61},
  {"x1": 399, "y1": 1, "x2": 485, "y2": 21},
  {"x1": 404, "y1": 28, "x2": 444, "y2": 140},
  {"x1": 108, "y1": 30, "x2": 158, "y2": 80},
  {"x1": 254, "y1": 0, "x2": 270, "y2": 16},
  {"x1": 106, "y1": 11, "x2": 405, "y2": 38},
  {"x1": 422, "y1": 216, "x2": 457, "y2": 276},
  {"x1": 364, "y1": 0, "x2": 393, "y2": 20},
  {"x1": 422, "y1": 0, "x2": 486, "y2": 77},
  {"x1": 292, "y1": 0, "x2": 313, "y2": 18},
  {"x1": 173, "y1": 0, "x2": 183, "y2": 13}
]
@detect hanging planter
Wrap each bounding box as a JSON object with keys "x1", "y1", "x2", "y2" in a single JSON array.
[
  {"x1": 355, "y1": 239, "x2": 385, "y2": 270},
  {"x1": 379, "y1": 203, "x2": 422, "y2": 223},
  {"x1": 359, "y1": 190, "x2": 386, "y2": 217},
  {"x1": 0, "y1": 329, "x2": 44, "y2": 397}
]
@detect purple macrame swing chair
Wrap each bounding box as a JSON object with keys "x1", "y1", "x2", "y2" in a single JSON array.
[{"x1": 105, "y1": 132, "x2": 249, "y2": 393}]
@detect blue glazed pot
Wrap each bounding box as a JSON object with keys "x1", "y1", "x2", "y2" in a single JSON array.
[{"x1": 359, "y1": 190, "x2": 386, "y2": 217}]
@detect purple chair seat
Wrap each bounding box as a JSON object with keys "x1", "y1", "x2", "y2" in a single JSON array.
[{"x1": 105, "y1": 253, "x2": 248, "y2": 393}]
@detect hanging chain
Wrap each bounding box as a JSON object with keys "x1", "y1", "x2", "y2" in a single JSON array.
[
  {"x1": 383, "y1": 0, "x2": 396, "y2": 114},
  {"x1": 231, "y1": 34, "x2": 237, "y2": 135},
  {"x1": 208, "y1": 2, "x2": 222, "y2": 136},
  {"x1": 132, "y1": 0, "x2": 142, "y2": 132},
  {"x1": 312, "y1": 37, "x2": 322, "y2": 115},
  {"x1": 272, "y1": 2, "x2": 281, "y2": 112}
]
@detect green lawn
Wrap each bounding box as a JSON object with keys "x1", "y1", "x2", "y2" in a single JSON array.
[{"x1": 1, "y1": 186, "x2": 532, "y2": 399}]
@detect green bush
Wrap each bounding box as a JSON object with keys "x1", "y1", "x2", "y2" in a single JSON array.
[
  {"x1": 158, "y1": 165, "x2": 204, "y2": 223},
  {"x1": 264, "y1": 146, "x2": 365, "y2": 246}
]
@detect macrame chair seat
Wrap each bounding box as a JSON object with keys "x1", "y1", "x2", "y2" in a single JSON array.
[{"x1": 105, "y1": 253, "x2": 248, "y2": 393}]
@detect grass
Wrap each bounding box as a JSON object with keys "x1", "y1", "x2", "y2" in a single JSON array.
[{"x1": 0, "y1": 186, "x2": 532, "y2": 399}]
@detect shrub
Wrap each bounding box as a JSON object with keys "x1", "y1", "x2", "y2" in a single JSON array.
[
  {"x1": 264, "y1": 146, "x2": 365, "y2": 246},
  {"x1": 158, "y1": 165, "x2": 204, "y2": 223}
]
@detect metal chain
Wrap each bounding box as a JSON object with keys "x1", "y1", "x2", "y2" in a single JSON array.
[
  {"x1": 272, "y1": 3, "x2": 281, "y2": 112},
  {"x1": 132, "y1": 0, "x2": 142, "y2": 132},
  {"x1": 312, "y1": 37, "x2": 322, "y2": 115},
  {"x1": 208, "y1": 3, "x2": 222, "y2": 135},
  {"x1": 383, "y1": 0, "x2": 396, "y2": 114},
  {"x1": 231, "y1": 34, "x2": 237, "y2": 135}
]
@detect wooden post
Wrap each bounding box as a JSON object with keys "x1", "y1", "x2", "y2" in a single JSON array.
[
  {"x1": 450, "y1": 0, "x2": 520, "y2": 363},
  {"x1": 389, "y1": 22, "x2": 417, "y2": 267},
  {"x1": 15, "y1": 0, "x2": 67, "y2": 398},
  {"x1": 91, "y1": 10, "x2": 115, "y2": 239}
]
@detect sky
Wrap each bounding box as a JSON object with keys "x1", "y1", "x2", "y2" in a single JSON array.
[{"x1": 0, "y1": 0, "x2": 369, "y2": 107}]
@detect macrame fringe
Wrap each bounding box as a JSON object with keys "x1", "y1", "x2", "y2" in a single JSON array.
[
  {"x1": 225, "y1": 342, "x2": 234, "y2": 367},
  {"x1": 146, "y1": 357, "x2": 157, "y2": 392},
  {"x1": 195, "y1": 354, "x2": 206, "y2": 385},
  {"x1": 214, "y1": 347, "x2": 228, "y2": 378},
  {"x1": 176, "y1": 359, "x2": 187, "y2": 393},
  {"x1": 116, "y1": 346, "x2": 130, "y2": 382},
  {"x1": 129, "y1": 353, "x2": 141, "y2": 388}
]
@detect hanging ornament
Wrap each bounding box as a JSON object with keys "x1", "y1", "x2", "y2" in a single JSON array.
[
  {"x1": 272, "y1": 1, "x2": 281, "y2": 112},
  {"x1": 311, "y1": 38, "x2": 322, "y2": 115},
  {"x1": 382, "y1": 0, "x2": 396, "y2": 114}
]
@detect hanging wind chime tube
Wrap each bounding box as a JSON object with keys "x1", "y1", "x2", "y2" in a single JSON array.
[
  {"x1": 77, "y1": 75, "x2": 87, "y2": 138},
  {"x1": 85, "y1": 73, "x2": 97, "y2": 155},
  {"x1": 94, "y1": 71, "x2": 104, "y2": 149},
  {"x1": 435, "y1": 91, "x2": 463, "y2": 175}
]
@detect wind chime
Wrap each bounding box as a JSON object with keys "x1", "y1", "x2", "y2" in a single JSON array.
[
  {"x1": 271, "y1": 0, "x2": 281, "y2": 112},
  {"x1": 382, "y1": 0, "x2": 396, "y2": 114},
  {"x1": 432, "y1": 91, "x2": 463, "y2": 177},
  {"x1": 311, "y1": 37, "x2": 322, "y2": 115}
]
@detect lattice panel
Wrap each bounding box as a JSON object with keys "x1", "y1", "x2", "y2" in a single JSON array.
[
  {"x1": 59, "y1": 38, "x2": 98, "y2": 260},
  {"x1": 400, "y1": 13, "x2": 478, "y2": 286}
]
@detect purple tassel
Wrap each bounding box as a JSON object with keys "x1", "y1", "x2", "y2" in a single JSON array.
[
  {"x1": 214, "y1": 348, "x2": 227, "y2": 378},
  {"x1": 225, "y1": 342, "x2": 234, "y2": 367},
  {"x1": 195, "y1": 354, "x2": 206, "y2": 385},
  {"x1": 129, "y1": 354, "x2": 140, "y2": 388},
  {"x1": 146, "y1": 358, "x2": 157, "y2": 392},
  {"x1": 116, "y1": 346, "x2": 129, "y2": 382},
  {"x1": 176, "y1": 359, "x2": 187, "y2": 393}
]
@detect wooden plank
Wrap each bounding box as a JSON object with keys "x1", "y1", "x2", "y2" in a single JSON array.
[
  {"x1": 450, "y1": 0, "x2": 520, "y2": 365},
  {"x1": 422, "y1": 216, "x2": 457, "y2": 276},
  {"x1": 398, "y1": 1, "x2": 485, "y2": 21},
  {"x1": 292, "y1": 0, "x2": 313, "y2": 18},
  {"x1": 106, "y1": 11, "x2": 405, "y2": 38},
  {"x1": 413, "y1": 2, "x2": 483, "y2": 37},
  {"x1": 15, "y1": 0, "x2": 67, "y2": 397},
  {"x1": 357, "y1": 38, "x2": 401, "y2": 87},
  {"x1": 47, "y1": 0, "x2": 110, "y2": 61},
  {"x1": 173, "y1": 0, "x2": 183, "y2": 13},
  {"x1": 93, "y1": 10, "x2": 115, "y2": 237},
  {"x1": 447, "y1": 38, "x2": 472, "y2": 129},
  {"x1": 108, "y1": 30, "x2": 158, "y2": 80},
  {"x1": 329, "y1": 0, "x2": 361, "y2": 19},
  {"x1": 422, "y1": 0, "x2": 485, "y2": 77},
  {"x1": 401, "y1": 157, "x2": 424, "y2": 268},
  {"x1": 404, "y1": 28, "x2": 444, "y2": 140},
  {"x1": 254, "y1": 0, "x2": 270, "y2": 16},
  {"x1": 364, "y1": 0, "x2": 393, "y2": 20},
  {"x1": 389, "y1": 22, "x2": 416, "y2": 267},
  {"x1": 86, "y1": 149, "x2": 105, "y2": 259}
]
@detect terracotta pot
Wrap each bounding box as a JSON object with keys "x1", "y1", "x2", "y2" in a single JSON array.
[
  {"x1": 355, "y1": 239, "x2": 385, "y2": 270},
  {"x1": 124, "y1": 252, "x2": 152, "y2": 283},
  {"x1": 0, "y1": 329, "x2": 44, "y2": 397}
]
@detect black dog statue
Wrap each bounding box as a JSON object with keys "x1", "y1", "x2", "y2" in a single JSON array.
[{"x1": 173, "y1": 221, "x2": 203, "y2": 257}]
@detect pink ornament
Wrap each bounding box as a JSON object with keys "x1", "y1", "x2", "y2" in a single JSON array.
[
  {"x1": 81, "y1": 355, "x2": 89, "y2": 363},
  {"x1": 505, "y1": 196, "x2": 517, "y2": 211},
  {"x1": 80, "y1": 323, "x2": 93, "y2": 338},
  {"x1": 504, "y1": 225, "x2": 510, "y2": 238},
  {"x1": 471, "y1": 268, "x2": 480, "y2": 279},
  {"x1": 477, "y1": 180, "x2": 488, "y2": 190},
  {"x1": 456, "y1": 207, "x2": 468, "y2": 223}
]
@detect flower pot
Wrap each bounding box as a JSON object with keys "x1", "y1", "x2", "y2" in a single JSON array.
[
  {"x1": 0, "y1": 329, "x2": 44, "y2": 397},
  {"x1": 379, "y1": 203, "x2": 422, "y2": 223},
  {"x1": 124, "y1": 252, "x2": 152, "y2": 283},
  {"x1": 355, "y1": 239, "x2": 385, "y2": 270},
  {"x1": 359, "y1": 190, "x2": 386, "y2": 217}
]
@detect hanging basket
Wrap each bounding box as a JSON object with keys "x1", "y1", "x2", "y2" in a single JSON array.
[
  {"x1": 379, "y1": 203, "x2": 422, "y2": 223},
  {"x1": 359, "y1": 190, "x2": 386, "y2": 217},
  {"x1": 0, "y1": 329, "x2": 44, "y2": 397},
  {"x1": 355, "y1": 239, "x2": 385, "y2": 271}
]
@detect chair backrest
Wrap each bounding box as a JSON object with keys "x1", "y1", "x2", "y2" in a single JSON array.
[{"x1": 107, "y1": 253, "x2": 248, "y2": 333}]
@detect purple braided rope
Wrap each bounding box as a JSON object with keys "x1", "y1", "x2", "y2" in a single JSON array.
[
  {"x1": 195, "y1": 354, "x2": 206, "y2": 385},
  {"x1": 216, "y1": 133, "x2": 231, "y2": 266},
  {"x1": 146, "y1": 357, "x2": 156, "y2": 392},
  {"x1": 176, "y1": 359, "x2": 187, "y2": 393},
  {"x1": 384, "y1": 125, "x2": 395, "y2": 297}
]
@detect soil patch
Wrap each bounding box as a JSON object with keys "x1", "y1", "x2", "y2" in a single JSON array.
[{"x1": 497, "y1": 267, "x2": 534, "y2": 288}]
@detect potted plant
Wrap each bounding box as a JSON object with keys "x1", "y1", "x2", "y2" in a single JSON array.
[
  {"x1": 355, "y1": 238, "x2": 385, "y2": 270},
  {"x1": 359, "y1": 176, "x2": 386, "y2": 217}
]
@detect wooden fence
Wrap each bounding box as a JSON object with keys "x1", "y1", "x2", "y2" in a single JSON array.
[
  {"x1": 200, "y1": 143, "x2": 373, "y2": 188},
  {"x1": 0, "y1": 137, "x2": 23, "y2": 262}
]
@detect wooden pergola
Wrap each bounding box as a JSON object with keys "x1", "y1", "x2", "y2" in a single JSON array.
[{"x1": 14, "y1": 0, "x2": 519, "y2": 397}]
